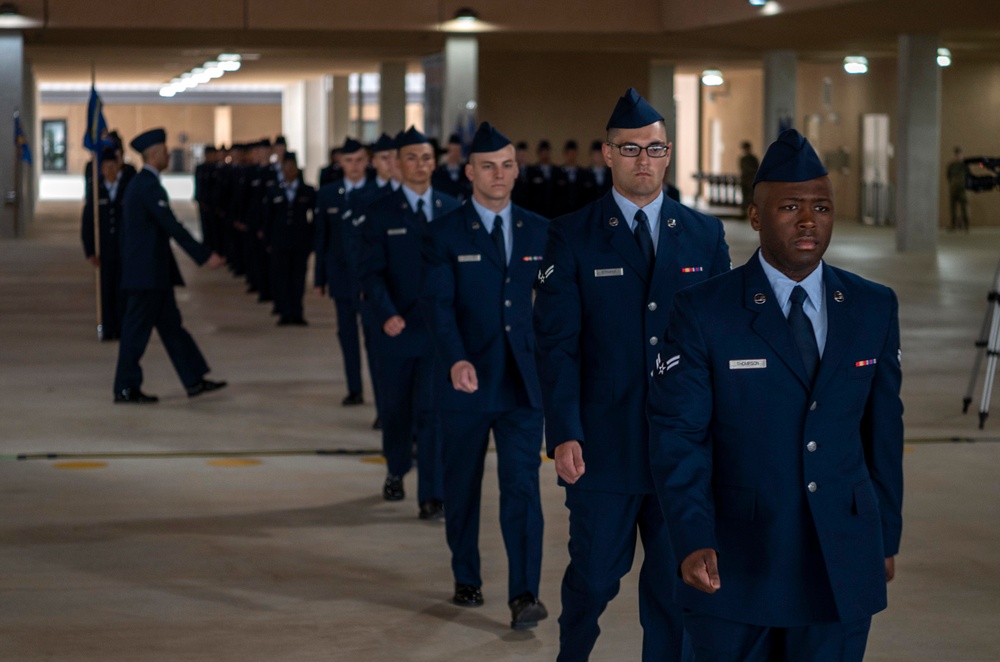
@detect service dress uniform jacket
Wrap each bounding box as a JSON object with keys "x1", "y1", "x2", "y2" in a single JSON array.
[
  {"x1": 82, "y1": 169, "x2": 132, "y2": 339},
  {"x1": 113, "y1": 166, "x2": 213, "y2": 393},
  {"x1": 647, "y1": 253, "x2": 904, "y2": 627},
  {"x1": 422, "y1": 202, "x2": 548, "y2": 601},
  {"x1": 534, "y1": 191, "x2": 731, "y2": 493},
  {"x1": 431, "y1": 163, "x2": 472, "y2": 202}
]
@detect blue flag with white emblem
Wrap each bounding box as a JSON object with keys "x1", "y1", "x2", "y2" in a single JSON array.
[
  {"x1": 14, "y1": 113, "x2": 32, "y2": 164},
  {"x1": 83, "y1": 86, "x2": 112, "y2": 152}
]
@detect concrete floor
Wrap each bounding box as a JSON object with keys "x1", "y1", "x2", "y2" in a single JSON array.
[{"x1": 1, "y1": 201, "x2": 999, "y2": 661}]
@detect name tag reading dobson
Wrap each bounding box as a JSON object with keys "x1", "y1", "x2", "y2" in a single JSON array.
[
  {"x1": 457, "y1": 254, "x2": 481, "y2": 263},
  {"x1": 594, "y1": 268, "x2": 624, "y2": 278},
  {"x1": 729, "y1": 359, "x2": 767, "y2": 370}
]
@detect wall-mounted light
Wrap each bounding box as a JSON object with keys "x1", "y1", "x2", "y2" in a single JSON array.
[
  {"x1": 440, "y1": 6, "x2": 495, "y2": 32},
  {"x1": 701, "y1": 69, "x2": 724, "y2": 86},
  {"x1": 937, "y1": 47, "x2": 952, "y2": 68},
  {"x1": 0, "y1": 2, "x2": 42, "y2": 28},
  {"x1": 843, "y1": 56, "x2": 869, "y2": 75},
  {"x1": 747, "y1": 0, "x2": 767, "y2": 6},
  {"x1": 160, "y1": 53, "x2": 244, "y2": 98}
]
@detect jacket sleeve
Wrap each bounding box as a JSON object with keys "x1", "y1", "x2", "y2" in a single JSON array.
[
  {"x1": 359, "y1": 210, "x2": 399, "y2": 324},
  {"x1": 313, "y1": 191, "x2": 329, "y2": 288},
  {"x1": 144, "y1": 182, "x2": 211, "y2": 265},
  {"x1": 420, "y1": 223, "x2": 466, "y2": 370},
  {"x1": 647, "y1": 288, "x2": 719, "y2": 564},
  {"x1": 532, "y1": 218, "x2": 585, "y2": 454},
  {"x1": 860, "y1": 289, "x2": 905, "y2": 557},
  {"x1": 81, "y1": 194, "x2": 96, "y2": 257}
]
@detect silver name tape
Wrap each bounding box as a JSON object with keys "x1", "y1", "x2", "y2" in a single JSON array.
[
  {"x1": 729, "y1": 359, "x2": 767, "y2": 370},
  {"x1": 327, "y1": 207, "x2": 339, "y2": 214},
  {"x1": 457, "y1": 254, "x2": 482, "y2": 263},
  {"x1": 387, "y1": 227, "x2": 408, "y2": 236},
  {"x1": 594, "y1": 268, "x2": 624, "y2": 278}
]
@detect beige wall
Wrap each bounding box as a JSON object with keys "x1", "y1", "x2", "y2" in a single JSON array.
[
  {"x1": 478, "y1": 51, "x2": 650, "y2": 157},
  {"x1": 39, "y1": 102, "x2": 281, "y2": 174}
]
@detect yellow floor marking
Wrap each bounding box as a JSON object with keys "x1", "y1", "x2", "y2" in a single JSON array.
[
  {"x1": 360, "y1": 456, "x2": 387, "y2": 465},
  {"x1": 206, "y1": 458, "x2": 262, "y2": 467},
  {"x1": 52, "y1": 461, "x2": 107, "y2": 470}
]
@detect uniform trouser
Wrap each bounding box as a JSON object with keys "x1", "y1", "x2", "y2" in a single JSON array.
[
  {"x1": 359, "y1": 304, "x2": 381, "y2": 417},
  {"x1": 377, "y1": 351, "x2": 442, "y2": 503},
  {"x1": 198, "y1": 204, "x2": 213, "y2": 251},
  {"x1": 270, "y1": 248, "x2": 309, "y2": 319},
  {"x1": 113, "y1": 289, "x2": 209, "y2": 392},
  {"x1": 442, "y1": 407, "x2": 544, "y2": 602},
  {"x1": 558, "y1": 489, "x2": 690, "y2": 662},
  {"x1": 98, "y1": 256, "x2": 123, "y2": 339},
  {"x1": 333, "y1": 294, "x2": 364, "y2": 395},
  {"x1": 950, "y1": 190, "x2": 969, "y2": 230},
  {"x1": 225, "y1": 224, "x2": 244, "y2": 275},
  {"x1": 683, "y1": 612, "x2": 872, "y2": 662},
  {"x1": 244, "y1": 231, "x2": 270, "y2": 297}
]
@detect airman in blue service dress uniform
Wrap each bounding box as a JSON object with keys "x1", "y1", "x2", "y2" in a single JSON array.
[
  {"x1": 314, "y1": 138, "x2": 381, "y2": 404},
  {"x1": 263, "y1": 152, "x2": 315, "y2": 326},
  {"x1": 648, "y1": 129, "x2": 904, "y2": 662},
  {"x1": 82, "y1": 146, "x2": 132, "y2": 341},
  {"x1": 533, "y1": 88, "x2": 731, "y2": 662},
  {"x1": 360, "y1": 126, "x2": 461, "y2": 515},
  {"x1": 421, "y1": 122, "x2": 549, "y2": 629},
  {"x1": 431, "y1": 133, "x2": 472, "y2": 202},
  {"x1": 113, "y1": 128, "x2": 228, "y2": 403}
]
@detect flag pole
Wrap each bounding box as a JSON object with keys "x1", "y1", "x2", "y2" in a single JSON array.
[{"x1": 90, "y1": 61, "x2": 103, "y2": 341}]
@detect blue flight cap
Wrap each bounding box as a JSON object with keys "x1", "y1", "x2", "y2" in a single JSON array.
[
  {"x1": 395, "y1": 126, "x2": 430, "y2": 149},
  {"x1": 469, "y1": 122, "x2": 512, "y2": 154},
  {"x1": 282, "y1": 151, "x2": 297, "y2": 163},
  {"x1": 372, "y1": 133, "x2": 396, "y2": 153},
  {"x1": 753, "y1": 129, "x2": 828, "y2": 186},
  {"x1": 130, "y1": 128, "x2": 166, "y2": 153},
  {"x1": 605, "y1": 87, "x2": 664, "y2": 131},
  {"x1": 448, "y1": 133, "x2": 462, "y2": 145},
  {"x1": 341, "y1": 137, "x2": 364, "y2": 155}
]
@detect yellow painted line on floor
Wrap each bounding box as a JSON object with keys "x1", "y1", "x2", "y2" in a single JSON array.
[
  {"x1": 360, "y1": 456, "x2": 387, "y2": 465},
  {"x1": 52, "y1": 461, "x2": 108, "y2": 470},
  {"x1": 207, "y1": 458, "x2": 262, "y2": 467}
]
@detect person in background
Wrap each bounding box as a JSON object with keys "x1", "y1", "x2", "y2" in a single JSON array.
[
  {"x1": 264, "y1": 151, "x2": 316, "y2": 327},
  {"x1": 947, "y1": 146, "x2": 970, "y2": 232},
  {"x1": 739, "y1": 140, "x2": 760, "y2": 219}
]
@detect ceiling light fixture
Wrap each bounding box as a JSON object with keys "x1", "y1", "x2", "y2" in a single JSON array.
[
  {"x1": 843, "y1": 55, "x2": 868, "y2": 74},
  {"x1": 937, "y1": 47, "x2": 952, "y2": 67},
  {"x1": 0, "y1": 2, "x2": 42, "y2": 28},
  {"x1": 701, "y1": 69, "x2": 724, "y2": 86},
  {"x1": 160, "y1": 53, "x2": 244, "y2": 98},
  {"x1": 748, "y1": 0, "x2": 767, "y2": 6}
]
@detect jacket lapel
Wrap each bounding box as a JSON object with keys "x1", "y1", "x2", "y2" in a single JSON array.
[
  {"x1": 811, "y1": 265, "x2": 855, "y2": 395},
  {"x1": 464, "y1": 205, "x2": 504, "y2": 269},
  {"x1": 602, "y1": 195, "x2": 649, "y2": 283},
  {"x1": 743, "y1": 253, "x2": 812, "y2": 387}
]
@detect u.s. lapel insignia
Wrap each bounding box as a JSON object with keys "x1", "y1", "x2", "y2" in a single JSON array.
[
  {"x1": 753, "y1": 293, "x2": 767, "y2": 304},
  {"x1": 338, "y1": 187, "x2": 345, "y2": 195},
  {"x1": 435, "y1": 198, "x2": 442, "y2": 208},
  {"x1": 833, "y1": 290, "x2": 845, "y2": 303},
  {"x1": 666, "y1": 218, "x2": 677, "y2": 228},
  {"x1": 400, "y1": 202, "x2": 408, "y2": 210},
  {"x1": 472, "y1": 222, "x2": 481, "y2": 230},
  {"x1": 516, "y1": 220, "x2": 523, "y2": 228},
  {"x1": 609, "y1": 217, "x2": 619, "y2": 227}
]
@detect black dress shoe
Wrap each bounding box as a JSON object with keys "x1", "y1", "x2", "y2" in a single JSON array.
[
  {"x1": 276, "y1": 317, "x2": 291, "y2": 326},
  {"x1": 342, "y1": 392, "x2": 364, "y2": 406},
  {"x1": 288, "y1": 317, "x2": 308, "y2": 326},
  {"x1": 383, "y1": 475, "x2": 404, "y2": 501},
  {"x1": 114, "y1": 388, "x2": 159, "y2": 404},
  {"x1": 453, "y1": 583, "x2": 484, "y2": 607},
  {"x1": 186, "y1": 379, "x2": 228, "y2": 398},
  {"x1": 418, "y1": 500, "x2": 445, "y2": 521},
  {"x1": 372, "y1": 416, "x2": 382, "y2": 430},
  {"x1": 509, "y1": 593, "x2": 548, "y2": 630}
]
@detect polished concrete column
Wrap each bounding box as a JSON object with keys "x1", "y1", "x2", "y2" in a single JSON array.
[
  {"x1": 303, "y1": 77, "x2": 330, "y2": 187},
  {"x1": 379, "y1": 62, "x2": 407, "y2": 136},
  {"x1": 762, "y1": 50, "x2": 797, "y2": 145},
  {"x1": 442, "y1": 36, "x2": 478, "y2": 142},
  {"x1": 1, "y1": 33, "x2": 25, "y2": 238},
  {"x1": 214, "y1": 105, "x2": 232, "y2": 147},
  {"x1": 282, "y1": 81, "x2": 307, "y2": 165},
  {"x1": 330, "y1": 75, "x2": 350, "y2": 145},
  {"x1": 896, "y1": 34, "x2": 941, "y2": 253},
  {"x1": 649, "y1": 63, "x2": 677, "y2": 187}
]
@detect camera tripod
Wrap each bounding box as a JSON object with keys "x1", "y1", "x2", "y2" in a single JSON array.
[{"x1": 962, "y1": 258, "x2": 1000, "y2": 429}]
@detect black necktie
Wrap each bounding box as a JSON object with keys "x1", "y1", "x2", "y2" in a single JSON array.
[
  {"x1": 416, "y1": 198, "x2": 428, "y2": 224},
  {"x1": 491, "y1": 216, "x2": 506, "y2": 268},
  {"x1": 788, "y1": 285, "x2": 820, "y2": 384},
  {"x1": 633, "y1": 209, "x2": 655, "y2": 273}
]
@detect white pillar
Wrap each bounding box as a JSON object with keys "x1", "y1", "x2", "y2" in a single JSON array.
[
  {"x1": 442, "y1": 36, "x2": 478, "y2": 143},
  {"x1": 214, "y1": 106, "x2": 232, "y2": 147},
  {"x1": 379, "y1": 62, "x2": 407, "y2": 136},
  {"x1": 896, "y1": 34, "x2": 941, "y2": 253},
  {"x1": 303, "y1": 77, "x2": 330, "y2": 187},
  {"x1": 330, "y1": 75, "x2": 350, "y2": 145},
  {"x1": 282, "y1": 81, "x2": 307, "y2": 164},
  {"x1": 762, "y1": 50, "x2": 797, "y2": 145},
  {"x1": 649, "y1": 63, "x2": 677, "y2": 187}
]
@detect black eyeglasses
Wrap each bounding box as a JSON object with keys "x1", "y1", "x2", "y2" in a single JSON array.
[{"x1": 606, "y1": 142, "x2": 670, "y2": 158}]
